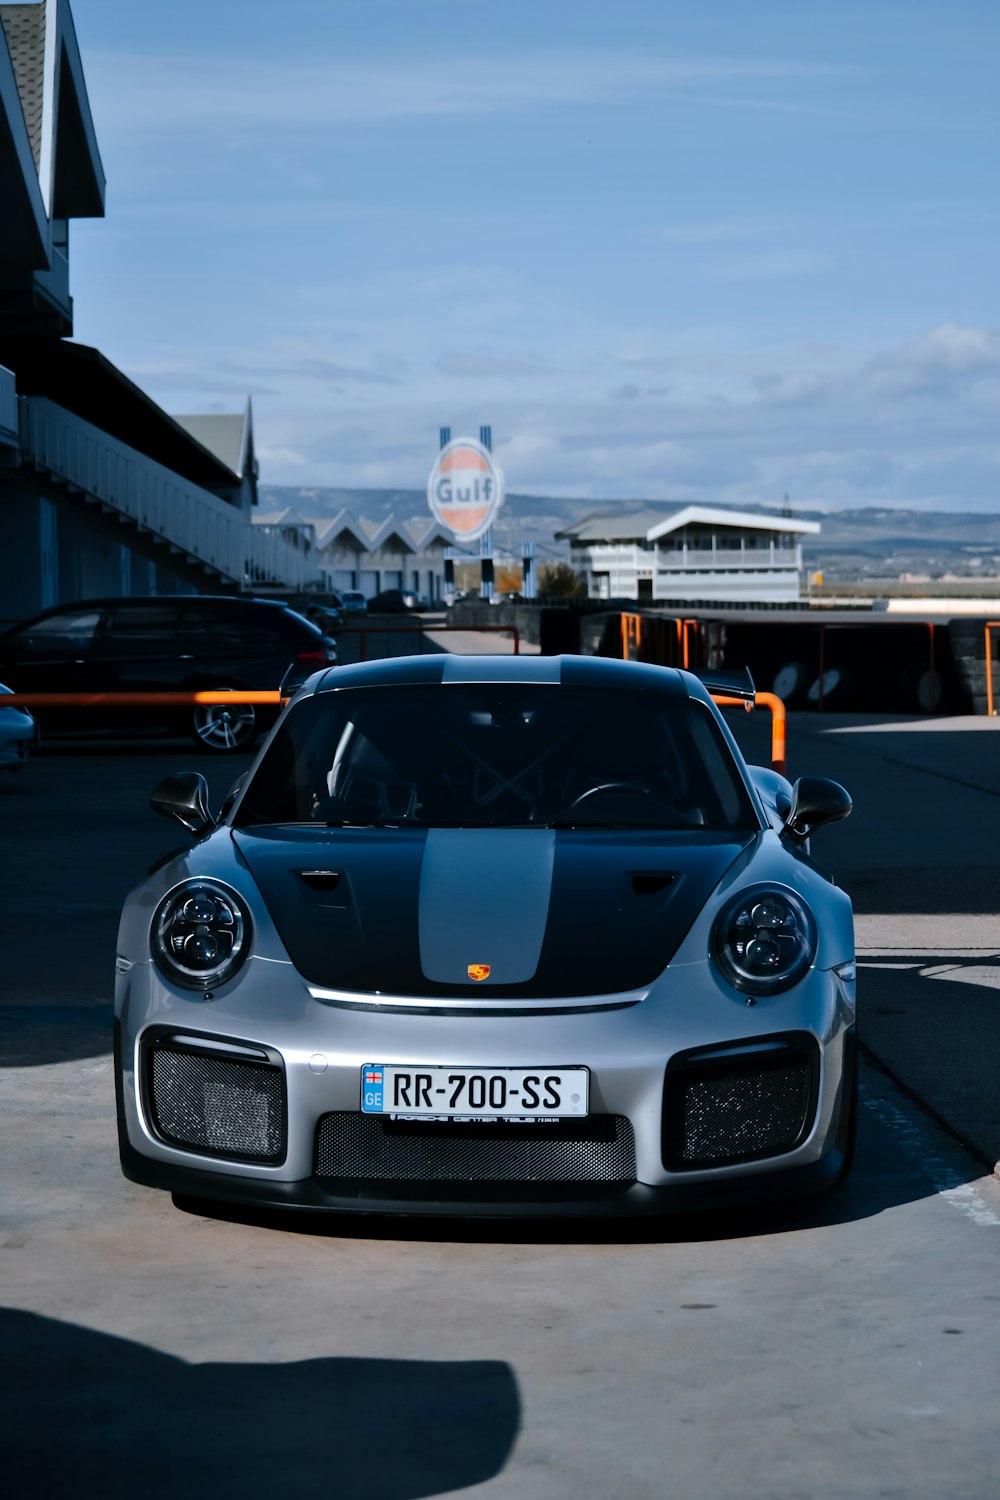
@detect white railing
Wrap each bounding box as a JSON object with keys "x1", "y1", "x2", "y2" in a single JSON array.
[
  {"x1": 0, "y1": 365, "x2": 17, "y2": 447},
  {"x1": 657, "y1": 545, "x2": 801, "y2": 569},
  {"x1": 22, "y1": 397, "x2": 318, "y2": 589}
]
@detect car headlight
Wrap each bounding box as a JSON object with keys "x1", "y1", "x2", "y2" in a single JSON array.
[
  {"x1": 152, "y1": 879, "x2": 252, "y2": 991},
  {"x1": 711, "y1": 884, "x2": 816, "y2": 996}
]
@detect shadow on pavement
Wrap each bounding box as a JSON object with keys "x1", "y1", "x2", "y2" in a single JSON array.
[
  {"x1": 0, "y1": 1002, "x2": 113, "y2": 1067},
  {"x1": 0, "y1": 1308, "x2": 520, "y2": 1499},
  {"x1": 858, "y1": 958, "x2": 1000, "y2": 1168},
  {"x1": 843, "y1": 868, "x2": 1000, "y2": 916}
]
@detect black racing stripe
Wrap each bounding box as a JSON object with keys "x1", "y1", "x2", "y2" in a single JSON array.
[
  {"x1": 236, "y1": 827, "x2": 428, "y2": 994},
  {"x1": 235, "y1": 828, "x2": 754, "y2": 999}
]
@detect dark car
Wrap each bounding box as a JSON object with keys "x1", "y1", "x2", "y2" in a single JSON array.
[
  {"x1": 367, "y1": 589, "x2": 408, "y2": 613},
  {"x1": 273, "y1": 592, "x2": 345, "y2": 632},
  {"x1": 0, "y1": 595, "x2": 337, "y2": 751}
]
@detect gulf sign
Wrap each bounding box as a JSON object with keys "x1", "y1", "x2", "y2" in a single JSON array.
[{"x1": 427, "y1": 437, "x2": 505, "y2": 541}]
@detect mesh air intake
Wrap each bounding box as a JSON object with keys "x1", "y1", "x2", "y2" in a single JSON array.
[
  {"x1": 149, "y1": 1047, "x2": 285, "y2": 1163},
  {"x1": 316, "y1": 1113, "x2": 636, "y2": 1183}
]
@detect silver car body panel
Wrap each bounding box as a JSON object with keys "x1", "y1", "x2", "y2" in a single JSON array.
[{"x1": 115, "y1": 655, "x2": 856, "y2": 1216}]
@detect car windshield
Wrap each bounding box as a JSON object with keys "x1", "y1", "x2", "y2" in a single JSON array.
[{"x1": 234, "y1": 684, "x2": 759, "y2": 831}]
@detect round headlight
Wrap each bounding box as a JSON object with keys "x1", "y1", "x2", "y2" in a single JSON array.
[
  {"x1": 152, "y1": 878, "x2": 252, "y2": 991},
  {"x1": 711, "y1": 884, "x2": 816, "y2": 996}
]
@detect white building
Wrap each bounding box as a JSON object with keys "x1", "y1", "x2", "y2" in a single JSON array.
[
  {"x1": 557, "y1": 505, "x2": 820, "y2": 604},
  {"x1": 253, "y1": 508, "x2": 455, "y2": 601}
]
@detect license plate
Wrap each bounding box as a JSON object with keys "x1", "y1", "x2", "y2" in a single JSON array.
[{"x1": 361, "y1": 1064, "x2": 589, "y2": 1119}]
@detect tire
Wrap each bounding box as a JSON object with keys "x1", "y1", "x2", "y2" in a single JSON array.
[
  {"x1": 806, "y1": 667, "x2": 854, "y2": 709},
  {"x1": 772, "y1": 661, "x2": 809, "y2": 707},
  {"x1": 190, "y1": 691, "x2": 258, "y2": 752},
  {"x1": 827, "y1": 1028, "x2": 859, "y2": 1190}
]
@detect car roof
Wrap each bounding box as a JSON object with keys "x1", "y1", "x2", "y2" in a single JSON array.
[
  {"x1": 307, "y1": 654, "x2": 697, "y2": 697},
  {"x1": 18, "y1": 594, "x2": 292, "y2": 619}
]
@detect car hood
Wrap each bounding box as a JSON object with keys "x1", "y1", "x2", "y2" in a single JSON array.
[{"x1": 232, "y1": 826, "x2": 754, "y2": 998}]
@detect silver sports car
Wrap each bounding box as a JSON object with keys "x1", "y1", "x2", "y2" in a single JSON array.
[{"x1": 115, "y1": 654, "x2": 856, "y2": 1218}]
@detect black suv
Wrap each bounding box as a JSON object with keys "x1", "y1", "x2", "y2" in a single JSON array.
[{"x1": 0, "y1": 595, "x2": 337, "y2": 751}]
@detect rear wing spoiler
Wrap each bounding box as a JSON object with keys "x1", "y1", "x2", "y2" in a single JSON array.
[{"x1": 693, "y1": 667, "x2": 757, "y2": 704}]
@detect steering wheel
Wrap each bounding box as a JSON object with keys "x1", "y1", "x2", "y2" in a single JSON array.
[
  {"x1": 565, "y1": 782, "x2": 657, "y2": 809},
  {"x1": 557, "y1": 782, "x2": 705, "y2": 827}
]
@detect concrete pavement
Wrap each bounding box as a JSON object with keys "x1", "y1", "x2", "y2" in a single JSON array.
[{"x1": 725, "y1": 709, "x2": 1000, "y2": 1172}]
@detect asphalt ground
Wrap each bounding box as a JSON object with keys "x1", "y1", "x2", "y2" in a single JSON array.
[{"x1": 723, "y1": 709, "x2": 1000, "y2": 1172}]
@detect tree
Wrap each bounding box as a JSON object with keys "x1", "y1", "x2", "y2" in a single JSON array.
[{"x1": 538, "y1": 562, "x2": 583, "y2": 598}]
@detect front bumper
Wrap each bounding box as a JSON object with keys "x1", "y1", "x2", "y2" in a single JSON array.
[{"x1": 115, "y1": 954, "x2": 857, "y2": 1218}]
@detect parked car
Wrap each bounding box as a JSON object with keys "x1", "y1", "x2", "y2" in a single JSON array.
[
  {"x1": 367, "y1": 589, "x2": 408, "y2": 613},
  {"x1": 0, "y1": 596, "x2": 337, "y2": 752},
  {"x1": 338, "y1": 591, "x2": 368, "y2": 615},
  {"x1": 401, "y1": 591, "x2": 431, "y2": 611},
  {"x1": 116, "y1": 654, "x2": 856, "y2": 1218},
  {"x1": 270, "y1": 592, "x2": 344, "y2": 632},
  {"x1": 0, "y1": 683, "x2": 36, "y2": 770}
]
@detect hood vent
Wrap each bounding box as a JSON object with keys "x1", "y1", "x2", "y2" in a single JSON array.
[{"x1": 631, "y1": 873, "x2": 675, "y2": 897}]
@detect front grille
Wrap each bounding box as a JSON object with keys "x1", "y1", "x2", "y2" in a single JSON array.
[
  {"x1": 663, "y1": 1035, "x2": 818, "y2": 1171},
  {"x1": 148, "y1": 1047, "x2": 286, "y2": 1163},
  {"x1": 315, "y1": 1113, "x2": 636, "y2": 1183}
]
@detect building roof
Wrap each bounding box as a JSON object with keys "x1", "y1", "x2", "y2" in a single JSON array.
[
  {"x1": 267, "y1": 509, "x2": 456, "y2": 555},
  {"x1": 0, "y1": 0, "x2": 104, "y2": 219},
  {"x1": 1, "y1": 0, "x2": 105, "y2": 336},
  {"x1": 649, "y1": 505, "x2": 819, "y2": 539},
  {"x1": 557, "y1": 509, "x2": 677, "y2": 542},
  {"x1": 309, "y1": 510, "x2": 372, "y2": 551},
  {"x1": 0, "y1": 337, "x2": 242, "y2": 488},
  {"x1": 557, "y1": 503, "x2": 820, "y2": 543},
  {"x1": 254, "y1": 507, "x2": 310, "y2": 528},
  {"x1": 173, "y1": 404, "x2": 252, "y2": 479},
  {"x1": 0, "y1": 2, "x2": 44, "y2": 168}
]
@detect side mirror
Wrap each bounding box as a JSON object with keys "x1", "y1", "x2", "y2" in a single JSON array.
[
  {"x1": 782, "y1": 775, "x2": 852, "y2": 844},
  {"x1": 150, "y1": 772, "x2": 216, "y2": 835}
]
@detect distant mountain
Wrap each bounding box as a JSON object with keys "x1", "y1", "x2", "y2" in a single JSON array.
[{"x1": 258, "y1": 487, "x2": 1000, "y2": 581}]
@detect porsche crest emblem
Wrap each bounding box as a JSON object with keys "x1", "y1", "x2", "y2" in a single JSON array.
[{"x1": 467, "y1": 963, "x2": 491, "y2": 982}]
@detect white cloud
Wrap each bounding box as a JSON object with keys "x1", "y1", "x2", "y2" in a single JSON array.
[
  {"x1": 84, "y1": 49, "x2": 849, "y2": 138},
  {"x1": 109, "y1": 319, "x2": 1000, "y2": 512},
  {"x1": 863, "y1": 322, "x2": 1000, "y2": 395}
]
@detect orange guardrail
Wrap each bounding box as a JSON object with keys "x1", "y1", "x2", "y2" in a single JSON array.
[
  {"x1": 3, "y1": 691, "x2": 283, "y2": 708},
  {"x1": 713, "y1": 691, "x2": 787, "y2": 776},
  {"x1": 985, "y1": 623, "x2": 1000, "y2": 717},
  {"x1": 7, "y1": 669, "x2": 786, "y2": 772}
]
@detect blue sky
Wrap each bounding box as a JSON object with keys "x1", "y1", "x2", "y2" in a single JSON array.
[{"x1": 68, "y1": 0, "x2": 1000, "y2": 510}]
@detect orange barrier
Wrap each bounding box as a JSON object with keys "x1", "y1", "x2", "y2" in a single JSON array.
[
  {"x1": 8, "y1": 674, "x2": 787, "y2": 772},
  {"x1": 811, "y1": 619, "x2": 938, "y2": 712},
  {"x1": 3, "y1": 691, "x2": 283, "y2": 708},
  {"x1": 621, "y1": 613, "x2": 643, "y2": 659},
  {"x1": 986, "y1": 623, "x2": 1000, "y2": 717},
  {"x1": 712, "y1": 691, "x2": 787, "y2": 776}
]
